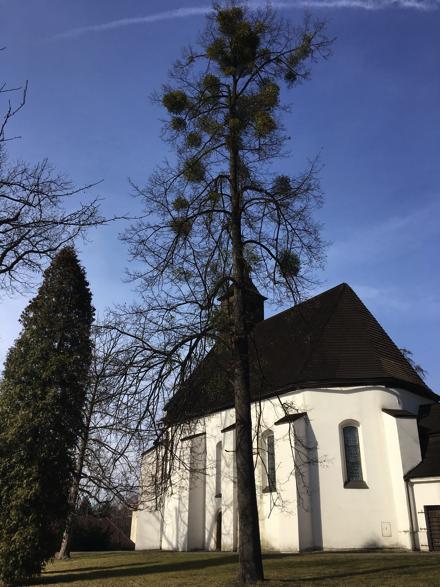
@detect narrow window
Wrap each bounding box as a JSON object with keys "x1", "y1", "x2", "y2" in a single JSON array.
[
  {"x1": 263, "y1": 431, "x2": 276, "y2": 492},
  {"x1": 215, "y1": 441, "x2": 222, "y2": 497},
  {"x1": 342, "y1": 425, "x2": 367, "y2": 488}
]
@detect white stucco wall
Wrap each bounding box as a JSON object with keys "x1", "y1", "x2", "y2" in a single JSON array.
[
  {"x1": 133, "y1": 385, "x2": 435, "y2": 553},
  {"x1": 187, "y1": 434, "x2": 207, "y2": 549},
  {"x1": 161, "y1": 440, "x2": 191, "y2": 551},
  {"x1": 219, "y1": 425, "x2": 237, "y2": 551},
  {"x1": 291, "y1": 386, "x2": 428, "y2": 551},
  {"x1": 382, "y1": 411, "x2": 422, "y2": 549},
  {"x1": 132, "y1": 509, "x2": 162, "y2": 549},
  {"x1": 131, "y1": 449, "x2": 163, "y2": 549},
  {"x1": 409, "y1": 478, "x2": 440, "y2": 550}
]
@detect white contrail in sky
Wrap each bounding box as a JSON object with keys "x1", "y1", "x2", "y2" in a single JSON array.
[
  {"x1": 53, "y1": 0, "x2": 440, "y2": 40},
  {"x1": 52, "y1": 7, "x2": 212, "y2": 39}
]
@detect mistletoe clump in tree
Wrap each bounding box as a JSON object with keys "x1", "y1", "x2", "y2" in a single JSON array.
[
  {"x1": 0, "y1": 247, "x2": 94, "y2": 586},
  {"x1": 124, "y1": 3, "x2": 331, "y2": 582}
]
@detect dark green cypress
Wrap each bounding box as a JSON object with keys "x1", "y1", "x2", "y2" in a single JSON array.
[{"x1": 0, "y1": 247, "x2": 94, "y2": 585}]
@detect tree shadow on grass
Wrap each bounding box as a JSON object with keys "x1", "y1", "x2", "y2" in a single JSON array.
[
  {"x1": 276, "y1": 561, "x2": 440, "y2": 584},
  {"x1": 34, "y1": 553, "x2": 440, "y2": 586},
  {"x1": 42, "y1": 556, "x2": 166, "y2": 575},
  {"x1": 36, "y1": 553, "x2": 294, "y2": 585},
  {"x1": 37, "y1": 554, "x2": 239, "y2": 584}
]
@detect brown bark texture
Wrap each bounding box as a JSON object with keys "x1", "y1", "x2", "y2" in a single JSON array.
[{"x1": 229, "y1": 82, "x2": 264, "y2": 582}]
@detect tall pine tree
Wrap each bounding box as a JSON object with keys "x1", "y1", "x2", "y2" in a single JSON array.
[
  {"x1": 0, "y1": 247, "x2": 94, "y2": 585},
  {"x1": 122, "y1": 3, "x2": 330, "y2": 581}
]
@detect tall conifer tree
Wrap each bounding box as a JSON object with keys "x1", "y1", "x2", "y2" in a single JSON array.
[{"x1": 0, "y1": 247, "x2": 94, "y2": 586}]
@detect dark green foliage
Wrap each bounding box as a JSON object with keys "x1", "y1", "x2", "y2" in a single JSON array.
[
  {"x1": 202, "y1": 74, "x2": 221, "y2": 96},
  {"x1": 170, "y1": 217, "x2": 192, "y2": 238},
  {"x1": 272, "y1": 175, "x2": 292, "y2": 196},
  {"x1": 162, "y1": 90, "x2": 188, "y2": 114},
  {"x1": 253, "y1": 111, "x2": 276, "y2": 137},
  {"x1": 284, "y1": 69, "x2": 298, "y2": 84},
  {"x1": 207, "y1": 8, "x2": 261, "y2": 76},
  {"x1": 284, "y1": 34, "x2": 314, "y2": 85},
  {"x1": 0, "y1": 247, "x2": 94, "y2": 585},
  {"x1": 186, "y1": 132, "x2": 202, "y2": 149},
  {"x1": 197, "y1": 115, "x2": 222, "y2": 135},
  {"x1": 172, "y1": 196, "x2": 190, "y2": 211},
  {"x1": 171, "y1": 116, "x2": 187, "y2": 132},
  {"x1": 278, "y1": 250, "x2": 300, "y2": 277},
  {"x1": 217, "y1": 6, "x2": 245, "y2": 35},
  {"x1": 208, "y1": 190, "x2": 221, "y2": 204},
  {"x1": 182, "y1": 157, "x2": 205, "y2": 183},
  {"x1": 258, "y1": 80, "x2": 280, "y2": 109}
]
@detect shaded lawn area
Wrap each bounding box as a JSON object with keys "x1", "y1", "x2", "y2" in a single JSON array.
[{"x1": 35, "y1": 550, "x2": 440, "y2": 586}]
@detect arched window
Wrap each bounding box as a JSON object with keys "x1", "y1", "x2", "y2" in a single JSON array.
[
  {"x1": 215, "y1": 441, "x2": 222, "y2": 497},
  {"x1": 262, "y1": 430, "x2": 276, "y2": 492},
  {"x1": 341, "y1": 424, "x2": 368, "y2": 488},
  {"x1": 216, "y1": 510, "x2": 222, "y2": 551}
]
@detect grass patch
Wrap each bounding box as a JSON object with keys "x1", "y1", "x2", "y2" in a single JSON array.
[{"x1": 34, "y1": 550, "x2": 440, "y2": 586}]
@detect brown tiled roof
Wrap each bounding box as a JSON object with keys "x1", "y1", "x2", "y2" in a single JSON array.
[{"x1": 166, "y1": 283, "x2": 437, "y2": 421}]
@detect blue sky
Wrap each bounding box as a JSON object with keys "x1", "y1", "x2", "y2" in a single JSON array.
[{"x1": 1, "y1": 0, "x2": 439, "y2": 389}]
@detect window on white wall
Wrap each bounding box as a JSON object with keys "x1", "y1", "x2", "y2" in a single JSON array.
[
  {"x1": 215, "y1": 441, "x2": 222, "y2": 497},
  {"x1": 262, "y1": 430, "x2": 276, "y2": 492},
  {"x1": 342, "y1": 424, "x2": 368, "y2": 489}
]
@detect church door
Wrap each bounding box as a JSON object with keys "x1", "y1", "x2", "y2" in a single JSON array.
[{"x1": 426, "y1": 506, "x2": 440, "y2": 551}]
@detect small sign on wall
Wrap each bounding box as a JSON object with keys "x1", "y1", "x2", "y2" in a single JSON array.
[{"x1": 381, "y1": 521, "x2": 392, "y2": 537}]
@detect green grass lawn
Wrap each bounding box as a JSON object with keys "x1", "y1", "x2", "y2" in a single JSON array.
[{"x1": 35, "y1": 550, "x2": 440, "y2": 586}]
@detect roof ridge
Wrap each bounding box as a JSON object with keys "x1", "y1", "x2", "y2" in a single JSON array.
[{"x1": 259, "y1": 282, "x2": 348, "y2": 327}]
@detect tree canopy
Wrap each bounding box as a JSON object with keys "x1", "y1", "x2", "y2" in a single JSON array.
[{"x1": 0, "y1": 246, "x2": 94, "y2": 585}]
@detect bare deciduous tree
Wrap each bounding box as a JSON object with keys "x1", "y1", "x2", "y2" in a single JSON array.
[
  {"x1": 120, "y1": 3, "x2": 331, "y2": 582},
  {"x1": 57, "y1": 323, "x2": 155, "y2": 558},
  {"x1": 1, "y1": 49, "x2": 107, "y2": 295}
]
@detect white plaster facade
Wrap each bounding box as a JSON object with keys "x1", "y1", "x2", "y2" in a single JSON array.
[
  {"x1": 408, "y1": 478, "x2": 440, "y2": 551},
  {"x1": 132, "y1": 384, "x2": 440, "y2": 552}
]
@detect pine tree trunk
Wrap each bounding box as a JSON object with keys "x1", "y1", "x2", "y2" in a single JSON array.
[
  {"x1": 229, "y1": 77, "x2": 264, "y2": 584},
  {"x1": 56, "y1": 461, "x2": 83, "y2": 559},
  {"x1": 233, "y1": 334, "x2": 264, "y2": 583},
  {"x1": 56, "y1": 508, "x2": 74, "y2": 560},
  {"x1": 56, "y1": 394, "x2": 94, "y2": 559}
]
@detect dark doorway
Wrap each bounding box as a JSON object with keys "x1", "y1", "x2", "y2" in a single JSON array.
[
  {"x1": 216, "y1": 510, "x2": 222, "y2": 551},
  {"x1": 425, "y1": 505, "x2": 440, "y2": 551}
]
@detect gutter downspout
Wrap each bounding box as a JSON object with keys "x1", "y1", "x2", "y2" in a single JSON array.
[{"x1": 405, "y1": 479, "x2": 417, "y2": 551}]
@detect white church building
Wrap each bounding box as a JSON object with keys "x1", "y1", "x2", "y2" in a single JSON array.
[{"x1": 131, "y1": 283, "x2": 440, "y2": 553}]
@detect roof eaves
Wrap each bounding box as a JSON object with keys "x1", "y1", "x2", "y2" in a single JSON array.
[
  {"x1": 180, "y1": 431, "x2": 206, "y2": 442},
  {"x1": 275, "y1": 412, "x2": 307, "y2": 426},
  {"x1": 404, "y1": 463, "x2": 440, "y2": 480},
  {"x1": 141, "y1": 444, "x2": 159, "y2": 458},
  {"x1": 168, "y1": 378, "x2": 437, "y2": 424},
  {"x1": 382, "y1": 409, "x2": 417, "y2": 418},
  {"x1": 221, "y1": 423, "x2": 236, "y2": 433}
]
